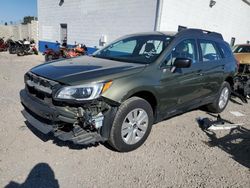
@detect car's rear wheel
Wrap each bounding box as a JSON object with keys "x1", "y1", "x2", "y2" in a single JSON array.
[
  {"x1": 108, "y1": 97, "x2": 153, "y2": 152},
  {"x1": 206, "y1": 81, "x2": 231, "y2": 113}
]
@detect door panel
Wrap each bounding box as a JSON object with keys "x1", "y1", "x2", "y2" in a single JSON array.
[
  {"x1": 198, "y1": 40, "x2": 225, "y2": 97},
  {"x1": 158, "y1": 39, "x2": 205, "y2": 115},
  {"x1": 199, "y1": 61, "x2": 224, "y2": 96},
  {"x1": 158, "y1": 63, "x2": 205, "y2": 114}
]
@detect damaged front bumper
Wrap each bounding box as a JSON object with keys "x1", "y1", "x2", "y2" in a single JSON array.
[{"x1": 20, "y1": 89, "x2": 118, "y2": 145}]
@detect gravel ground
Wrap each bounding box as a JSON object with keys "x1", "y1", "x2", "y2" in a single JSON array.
[{"x1": 0, "y1": 52, "x2": 249, "y2": 188}]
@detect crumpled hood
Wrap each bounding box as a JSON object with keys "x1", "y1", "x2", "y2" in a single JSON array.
[{"x1": 31, "y1": 56, "x2": 146, "y2": 85}]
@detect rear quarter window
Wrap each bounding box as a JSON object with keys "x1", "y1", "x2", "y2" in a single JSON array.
[{"x1": 217, "y1": 42, "x2": 233, "y2": 58}]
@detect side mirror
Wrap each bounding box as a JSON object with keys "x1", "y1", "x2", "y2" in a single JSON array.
[{"x1": 173, "y1": 58, "x2": 192, "y2": 68}]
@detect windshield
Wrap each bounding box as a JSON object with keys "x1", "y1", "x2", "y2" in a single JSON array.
[
  {"x1": 93, "y1": 35, "x2": 173, "y2": 64},
  {"x1": 233, "y1": 45, "x2": 250, "y2": 53}
]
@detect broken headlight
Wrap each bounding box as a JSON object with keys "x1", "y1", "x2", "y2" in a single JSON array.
[{"x1": 55, "y1": 81, "x2": 112, "y2": 101}]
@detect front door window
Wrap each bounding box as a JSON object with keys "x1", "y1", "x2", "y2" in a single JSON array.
[{"x1": 165, "y1": 39, "x2": 197, "y2": 66}]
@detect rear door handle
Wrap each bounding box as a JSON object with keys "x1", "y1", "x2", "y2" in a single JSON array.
[{"x1": 196, "y1": 70, "x2": 203, "y2": 76}]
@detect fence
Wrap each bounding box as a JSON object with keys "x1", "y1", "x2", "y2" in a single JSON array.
[{"x1": 0, "y1": 20, "x2": 38, "y2": 44}]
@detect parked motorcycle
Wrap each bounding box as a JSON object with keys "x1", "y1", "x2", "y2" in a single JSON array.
[
  {"x1": 43, "y1": 41, "x2": 68, "y2": 61},
  {"x1": 9, "y1": 40, "x2": 23, "y2": 54},
  {"x1": 16, "y1": 39, "x2": 38, "y2": 56},
  {"x1": 43, "y1": 41, "x2": 88, "y2": 61},
  {"x1": 0, "y1": 37, "x2": 9, "y2": 52},
  {"x1": 64, "y1": 43, "x2": 88, "y2": 58}
]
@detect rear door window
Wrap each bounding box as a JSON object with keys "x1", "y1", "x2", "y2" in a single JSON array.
[
  {"x1": 198, "y1": 40, "x2": 221, "y2": 62},
  {"x1": 217, "y1": 42, "x2": 233, "y2": 58}
]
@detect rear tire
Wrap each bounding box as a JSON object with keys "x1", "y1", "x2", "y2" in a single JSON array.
[
  {"x1": 17, "y1": 52, "x2": 24, "y2": 56},
  {"x1": 108, "y1": 97, "x2": 153, "y2": 152},
  {"x1": 45, "y1": 54, "x2": 53, "y2": 62},
  {"x1": 206, "y1": 82, "x2": 231, "y2": 113}
]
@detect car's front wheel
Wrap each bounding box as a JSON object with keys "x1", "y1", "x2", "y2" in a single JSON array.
[
  {"x1": 108, "y1": 97, "x2": 154, "y2": 152},
  {"x1": 206, "y1": 81, "x2": 231, "y2": 113}
]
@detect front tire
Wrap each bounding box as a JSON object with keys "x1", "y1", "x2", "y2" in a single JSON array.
[
  {"x1": 108, "y1": 97, "x2": 154, "y2": 152},
  {"x1": 17, "y1": 48, "x2": 25, "y2": 56},
  {"x1": 206, "y1": 82, "x2": 231, "y2": 113},
  {"x1": 34, "y1": 49, "x2": 38, "y2": 55}
]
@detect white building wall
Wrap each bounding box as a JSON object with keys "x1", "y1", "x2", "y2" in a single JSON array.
[
  {"x1": 0, "y1": 25, "x2": 12, "y2": 39},
  {"x1": 159, "y1": 0, "x2": 250, "y2": 44},
  {"x1": 0, "y1": 21, "x2": 39, "y2": 42},
  {"x1": 38, "y1": 0, "x2": 157, "y2": 48},
  {"x1": 19, "y1": 24, "x2": 29, "y2": 40},
  {"x1": 29, "y1": 20, "x2": 39, "y2": 44}
]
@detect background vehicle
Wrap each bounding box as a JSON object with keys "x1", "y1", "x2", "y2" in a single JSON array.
[
  {"x1": 20, "y1": 29, "x2": 237, "y2": 152},
  {"x1": 232, "y1": 44, "x2": 250, "y2": 101},
  {"x1": 43, "y1": 41, "x2": 67, "y2": 61},
  {"x1": 66, "y1": 43, "x2": 88, "y2": 58},
  {"x1": 43, "y1": 42, "x2": 88, "y2": 61},
  {"x1": 9, "y1": 40, "x2": 23, "y2": 54},
  {"x1": 17, "y1": 39, "x2": 38, "y2": 56},
  {"x1": 0, "y1": 37, "x2": 9, "y2": 52}
]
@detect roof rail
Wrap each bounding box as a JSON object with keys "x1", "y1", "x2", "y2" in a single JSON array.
[{"x1": 178, "y1": 28, "x2": 223, "y2": 40}]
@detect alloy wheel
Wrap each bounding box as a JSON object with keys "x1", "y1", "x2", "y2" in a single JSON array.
[
  {"x1": 121, "y1": 108, "x2": 149, "y2": 145},
  {"x1": 219, "y1": 87, "x2": 229, "y2": 109}
]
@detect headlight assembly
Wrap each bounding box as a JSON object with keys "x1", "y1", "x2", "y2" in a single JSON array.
[{"x1": 55, "y1": 81, "x2": 112, "y2": 101}]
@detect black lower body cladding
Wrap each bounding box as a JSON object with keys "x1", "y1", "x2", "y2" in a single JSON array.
[
  {"x1": 19, "y1": 89, "x2": 118, "y2": 145},
  {"x1": 20, "y1": 89, "x2": 77, "y2": 123}
]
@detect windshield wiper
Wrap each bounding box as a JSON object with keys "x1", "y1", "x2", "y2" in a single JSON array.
[{"x1": 94, "y1": 56, "x2": 123, "y2": 62}]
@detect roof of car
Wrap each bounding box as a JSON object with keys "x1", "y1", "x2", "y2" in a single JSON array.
[
  {"x1": 234, "y1": 44, "x2": 250, "y2": 47},
  {"x1": 126, "y1": 29, "x2": 224, "y2": 40},
  {"x1": 125, "y1": 31, "x2": 177, "y2": 37}
]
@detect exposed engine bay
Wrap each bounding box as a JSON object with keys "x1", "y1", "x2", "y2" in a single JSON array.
[
  {"x1": 232, "y1": 64, "x2": 250, "y2": 103},
  {"x1": 20, "y1": 72, "x2": 118, "y2": 146}
]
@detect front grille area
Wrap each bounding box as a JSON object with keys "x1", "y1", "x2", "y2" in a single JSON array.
[{"x1": 25, "y1": 72, "x2": 59, "y2": 101}]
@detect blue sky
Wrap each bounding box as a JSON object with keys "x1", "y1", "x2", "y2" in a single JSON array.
[{"x1": 0, "y1": 0, "x2": 37, "y2": 24}]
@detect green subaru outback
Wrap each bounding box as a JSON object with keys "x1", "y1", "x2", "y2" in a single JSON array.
[{"x1": 20, "y1": 29, "x2": 237, "y2": 152}]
